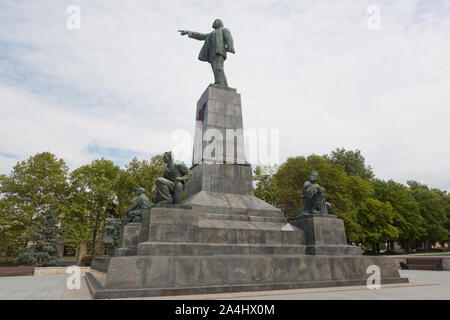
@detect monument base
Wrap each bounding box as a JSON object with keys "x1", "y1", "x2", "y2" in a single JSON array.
[
  {"x1": 86, "y1": 206, "x2": 407, "y2": 299},
  {"x1": 85, "y1": 85, "x2": 407, "y2": 298},
  {"x1": 86, "y1": 256, "x2": 407, "y2": 299}
]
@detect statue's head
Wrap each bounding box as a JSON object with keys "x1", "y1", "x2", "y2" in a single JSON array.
[
  {"x1": 309, "y1": 171, "x2": 319, "y2": 182},
  {"x1": 137, "y1": 187, "x2": 145, "y2": 195},
  {"x1": 163, "y1": 151, "x2": 173, "y2": 164},
  {"x1": 212, "y1": 19, "x2": 223, "y2": 29}
]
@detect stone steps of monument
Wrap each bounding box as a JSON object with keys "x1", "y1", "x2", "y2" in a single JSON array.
[
  {"x1": 87, "y1": 271, "x2": 408, "y2": 299},
  {"x1": 137, "y1": 242, "x2": 308, "y2": 256},
  {"x1": 87, "y1": 254, "x2": 406, "y2": 299},
  {"x1": 147, "y1": 207, "x2": 285, "y2": 223},
  {"x1": 182, "y1": 191, "x2": 286, "y2": 218}
]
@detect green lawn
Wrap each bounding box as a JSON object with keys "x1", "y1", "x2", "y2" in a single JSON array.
[{"x1": 409, "y1": 252, "x2": 450, "y2": 256}]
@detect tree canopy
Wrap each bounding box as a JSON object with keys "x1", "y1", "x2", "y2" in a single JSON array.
[
  {"x1": 0, "y1": 152, "x2": 70, "y2": 256},
  {"x1": 323, "y1": 148, "x2": 375, "y2": 180},
  {"x1": 407, "y1": 181, "x2": 449, "y2": 247},
  {"x1": 0, "y1": 152, "x2": 168, "y2": 260},
  {"x1": 372, "y1": 179, "x2": 426, "y2": 249},
  {"x1": 64, "y1": 158, "x2": 120, "y2": 255},
  {"x1": 0, "y1": 149, "x2": 448, "y2": 261},
  {"x1": 15, "y1": 208, "x2": 62, "y2": 267},
  {"x1": 115, "y1": 156, "x2": 165, "y2": 214},
  {"x1": 254, "y1": 150, "x2": 449, "y2": 252}
]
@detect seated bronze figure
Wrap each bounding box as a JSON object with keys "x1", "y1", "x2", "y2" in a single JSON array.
[
  {"x1": 151, "y1": 151, "x2": 192, "y2": 204},
  {"x1": 298, "y1": 171, "x2": 331, "y2": 217}
]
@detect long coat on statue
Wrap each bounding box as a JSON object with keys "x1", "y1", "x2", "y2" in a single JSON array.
[{"x1": 188, "y1": 23, "x2": 234, "y2": 63}]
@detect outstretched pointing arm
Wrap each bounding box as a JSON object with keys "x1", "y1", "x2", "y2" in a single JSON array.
[{"x1": 178, "y1": 30, "x2": 208, "y2": 40}]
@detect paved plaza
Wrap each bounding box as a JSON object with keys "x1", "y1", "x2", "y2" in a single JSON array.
[
  {"x1": 0, "y1": 274, "x2": 91, "y2": 300},
  {"x1": 0, "y1": 270, "x2": 449, "y2": 300},
  {"x1": 229, "y1": 270, "x2": 450, "y2": 300}
]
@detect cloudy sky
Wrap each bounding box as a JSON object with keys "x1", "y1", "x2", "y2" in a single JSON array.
[{"x1": 0, "y1": 0, "x2": 449, "y2": 190}]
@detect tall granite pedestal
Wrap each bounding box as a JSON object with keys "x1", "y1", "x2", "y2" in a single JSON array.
[
  {"x1": 184, "y1": 85, "x2": 267, "y2": 216},
  {"x1": 86, "y1": 86, "x2": 407, "y2": 299}
]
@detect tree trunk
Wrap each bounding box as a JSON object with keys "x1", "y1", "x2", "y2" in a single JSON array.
[
  {"x1": 389, "y1": 240, "x2": 395, "y2": 252},
  {"x1": 90, "y1": 213, "x2": 100, "y2": 256}
]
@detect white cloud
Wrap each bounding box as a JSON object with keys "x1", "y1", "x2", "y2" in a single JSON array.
[
  {"x1": 0, "y1": 84, "x2": 172, "y2": 171},
  {"x1": 0, "y1": 0, "x2": 449, "y2": 190}
]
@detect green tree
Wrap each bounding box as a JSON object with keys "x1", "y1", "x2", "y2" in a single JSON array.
[
  {"x1": 444, "y1": 193, "x2": 450, "y2": 241},
  {"x1": 408, "y1": 181, "x2": 449, "y2": 250},
  {"x1": 0, "y1": 152, "x2": 70, "y2": 256},
  {"x1": 0, "y1": 198, "x2": 27, "y2": 257},
  {"x1": 273, "y1": 155, "x2": 352, "y2": 219},
  {"x1": 344, "y1": 176, "x2": 373, "y2": 244},
  {"x1": 271, "y1": 156, "x2": 314, "y2": 220},
  {"x1": 254, "y1": 156, "x2": 399, "y2": 246},
  {"x1": 15, "y1": 208, "x2": 62, "y2": 266},
  {"x1": 115, "y1": 155, "x2": 165, "y2": 214},
  {"x1": 372, "y1": 180, "x2": 425, "y2": 250},
  {"x1": 255, "y1": 155, "x2": 362, "y2": 241},
  {"x1": 345, "y1": 176, "x2": 399, "y2": 250},
  {"x1": 65, "y1": 159, "x2": 120, "y2": 256},
  {"x1": 253, "y1": 164, "x2": 280, "y2": 207},
  {"x1": 357, "y1": 197, "x2": 399, "y2": 252},
  {"x1": 323, "y1": 148, "x2": 374, "y2": 180}
]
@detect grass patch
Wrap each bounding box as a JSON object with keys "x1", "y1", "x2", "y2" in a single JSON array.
[{"x1": 410, "y1": 253, "x2": 450, "y2": 256}]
